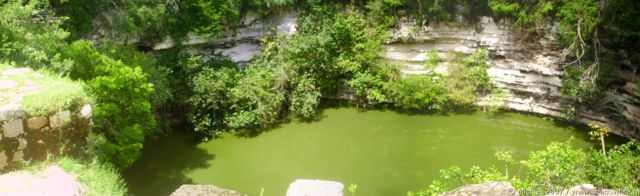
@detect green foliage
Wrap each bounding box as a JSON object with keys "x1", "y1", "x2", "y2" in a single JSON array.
[
  {"x1": 97, "y1": 42, "x2": 173, "y2": 111},
  {"x1": 408, "y1": 165, "x2": 505, "y2": 196},
  {"x1": 290, "y1": 74, "x2": 321, "y2": 119},
  {"x1": 587, "y1": 142, "x2": 640, "y2": 190},
  {"x1": 224, "y1": 63, "x2": 285, "y2": 129},
  {"x1": 185, "y1": 5, "x2": 400, "y2": 137},
  {"x1": 182, "y1": 0, "x2": 240, "y2": 38},
  {"x1": 22, "y1": 78, "x2": 89, "y2": 116},
  {"x1": 50, "y1": 0, "x2": 170, "y2": 40},
  {"x1": 519, "y1": 141, "x2": 589, "y2": 190},
  {"x1": 588, "y1": 123, "x2": 611, "y2": 156},
  {"x1": 413, "y1": 140, "x2": 640, "y2": 194},
  {"x1": 489, "y1": 0, "x2": 555, "y2": 27},
  {"x1": 443, "y1": 50, "x2": 491, "y2": 108},
  {"x1": 187, "y1": 56, "x2": 240, "y2": 136},
  {"x1": 388, "y1": 74, "x2": 447, "y2": 110},
  {"x1": 559, "y1": 64, "x2": 602, "y2": 119},
  {"x1": 0, "y1": 0, "x2": 70, "y2": 70},
  {"x1": 365, "y1": 0, "x2": 403, "y2": 28},
  {"x1": 483, "y1": 88, "x2": 510, "y2": 113},
  {"x1": 249, "y1": 0, "x2": 296, "y2": 15},
  {"x1": 602, "y1": 0, "x2": 640, "y2": 49},
  {"x1": 464, "y1": 50, "x2": 491, "y2": 91},
  {"x1": 425, "y1": 49, "x2": 439, "y2": 69},
  {"x1": 86, "y1": 61, "x2": 155, "y2": 168},
  {"x1": 0, "y1": 64, "x2": 90, "y2": 116},
  {"x1": 348, "y1": 183, "x2": 358, "y2": 196},
  {"x1": 61, "y1": 40, "x2": 155, "y2": 168},
  {"x1": 495, "y1": 150, "x2": 514, "y2": 177},
  {"x1": 53, "y1": 157, "x2": 127, "y2": 196}
]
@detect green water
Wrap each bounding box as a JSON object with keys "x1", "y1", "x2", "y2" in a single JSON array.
[{"x1": 124, "y1": 107, "x2": 608, "y2": 196}]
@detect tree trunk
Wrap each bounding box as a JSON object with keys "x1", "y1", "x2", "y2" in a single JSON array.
[{"x1": 600, "y1": 135, "x2": 607, "y2": 156}]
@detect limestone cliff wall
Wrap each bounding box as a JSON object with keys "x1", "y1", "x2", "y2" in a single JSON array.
[
  {"x1": 385, "y1": 17, "x2": 640, "y2": 140},
  {"x1": 153, "y1": 10, "x2": 640, "y2": 140},
  {"x1": 0, "y1": 103, "x2": 92, "y2": 170}
]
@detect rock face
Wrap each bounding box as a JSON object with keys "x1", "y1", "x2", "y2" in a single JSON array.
[
  {"x1": 0, "y1": 166, "x2": 84, "y2": 195},
  {"x1": 154, "y1": 10, "x2": 640, "y2": 140},
  {"x1": 171, "y1": 185, "x2": 245, "y2": 196},
  {"x1": 385, "y1": 17, "x2": 640, "y2": 139},
  {"x1": 153, "y1": 10, "x2": 297, "y2": 64},
  {"x1": 442, "y1": 181, "x2": 519, "y2": 196},
  {"x1": 286, "y1": 179, "x2": 345, "y2": 196}
]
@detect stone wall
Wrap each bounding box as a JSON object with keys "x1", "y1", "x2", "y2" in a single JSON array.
[
  {"x1": 152, "y1": 10, "x2": 640, "y2": 140},
  {"x1": 0, "y1": 103, "x2": 92, "y2": 170}
]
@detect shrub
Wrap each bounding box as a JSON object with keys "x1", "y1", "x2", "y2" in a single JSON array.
[
  {"x1": 444, "y1": 50, "x2": 491, "y2": 108},
  {"x1": 187, "y1": 56, "x2": 240, "y2": 136},
  {"x1": 388, "y1": 74, "x2": 447, "y2": 110},
  {"x1": 411, "y1": 140, "x2": 640, "y2": 195}
]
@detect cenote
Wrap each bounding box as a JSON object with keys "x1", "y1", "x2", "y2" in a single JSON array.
[{"x1": 123, "y1": 107, "x2": 623, "y2": 196}]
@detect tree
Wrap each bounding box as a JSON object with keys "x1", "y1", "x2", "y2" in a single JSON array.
[
  {"x1": 588, "y1": 123, "x2": 611, "y2": 156},
  {"x1": 63, "y1": 41, "x2": 155, "y2": 168},
  {"x1": 86, "y1": 60, "x2": 155, "y2": 168},
  {"x1": 495, "y1": 150, "x2": 514, "y2": 178}
]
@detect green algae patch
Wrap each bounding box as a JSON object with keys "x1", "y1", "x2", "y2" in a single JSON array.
[{"x1": 0, "y1": 64, "x2": 90, "y2": 116}]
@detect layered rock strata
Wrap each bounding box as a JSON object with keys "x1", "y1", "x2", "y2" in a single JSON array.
[{"x1": 153, "y1": 10, "x2": 640, "y2": 140}]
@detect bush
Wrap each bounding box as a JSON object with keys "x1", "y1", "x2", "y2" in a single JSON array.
[
  {"x1": 444, "y1": 50, "x2": 491, "y2": 108},
  {"x1": 388, "y1": 74, "x2": 447, "y2": 110},
  {"x1": 411, "y1": 140, "x2": 640, "y2": 195},
  {"x1": 187, "y1": 56, "x2": 240, "y2": 136}
]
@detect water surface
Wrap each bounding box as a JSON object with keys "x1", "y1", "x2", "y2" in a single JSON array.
[{"x1": 124, "y1": 107, "x2": 607, "y2": 196}]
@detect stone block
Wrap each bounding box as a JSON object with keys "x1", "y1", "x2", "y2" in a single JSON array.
[
  {"x1": 79, "y1": 104, "x2": 92, "y2": 119},
  {"x1": 0, "y1": 151, "x2": 6, "y2": 170},
  {"x1": 27, "y1": 117, "x2": 48, "y2": 130},
  {"x1": 2, "y1": 68, "x2": 32, "y2": 76},
  {"x1": 49, "y1": 110, "x2": 71, "y2": 128},
  {"x1": 3, "y1": 119, "x2": 24, "y2": 138},
  {"x1": 286, "y1": 179, "x2": 344, "y2": 196},
  {"x1": 0, "y1": 80, "x2": 17, "y2": 90},
  {"x1": 0, "y1": 104, "x2": 25, "y2": 121},
  {"x1": 442, "y1": 181, "x2": 518, "y2": 196},
  {"x1": 12, "y1": 150, "x2": 23, "y2": 162},
  {"x1": 17, "y1": 138, "x2": 27, "y2": 150},
  {"x1": 171, "y1": 185, "x2": 245, "y2": 196}
]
